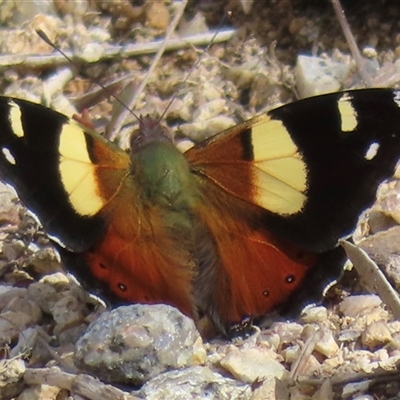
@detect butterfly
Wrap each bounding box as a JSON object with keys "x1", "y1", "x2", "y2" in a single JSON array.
[{"x1": 0, "y1": 88, "x2": 400, "y2": 337}]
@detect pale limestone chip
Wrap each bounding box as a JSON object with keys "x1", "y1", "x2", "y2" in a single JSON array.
[
  {"x1": 361, "y1": 321, "x2": 393, "y2": 349},
  {"x1": 315, "y1": 330, "x2": 339, "y2": 358},
  {"x1": 339, "y1": 295, "x2": 382, "y2": 318},
  {"x1": 220, "y1": 346, "x2": 287, "y2": 383}
]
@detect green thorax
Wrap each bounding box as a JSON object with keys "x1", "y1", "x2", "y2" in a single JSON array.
[
  {"x1": 129, "y1": 116, "x2": 203, "y2": 235},
  {"x1": 133, "y1": 139, "x2": 200, "y2": 211}
]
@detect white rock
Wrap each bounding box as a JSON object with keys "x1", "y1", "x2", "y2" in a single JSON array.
[
  {"x1": 339, "y1": 295, "x2": 382, "y2": 318},
  {"x1": 219, "y1": 347, "x2": 287, "y2": 383},
  {"x1": 315, "y1": 329, "x2": 339, "y2": 358},
  {"x1": 140, "y1": 366, "x2": 250, "y2": 400},
  {"x1": 296, "y1": 55, "x2": 350, "y2": 98},
  {"x1": 301, "y1": 306, "x2": 328, "y2": 324},
  {"x1": 361, "y1": 321, "x2": 392, "y2": 349},
  {"x1": 75, "y1": 304, "x2": 201, "y2": 385}
]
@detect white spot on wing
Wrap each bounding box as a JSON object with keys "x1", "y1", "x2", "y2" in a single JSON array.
[
  {"x1": 338, "y1": 93, "x2": 358, "y2": 132},
  {"x1": 8, "y1": 101, "x2": 25, "y2": 138},
  {"x1": 393, "y1": 90, "x2": 400, "y2": 108},
  {"x1": 365, "y1": 142, "x2": 380, "y2": 161},
  {"x1": 1, "y1": 147, "x2": 16, "y2": 165}
]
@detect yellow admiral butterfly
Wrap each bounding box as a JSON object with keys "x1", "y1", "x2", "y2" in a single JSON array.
[{"x1": 0, "y1": 89, "x2": 399, "y2": 337}]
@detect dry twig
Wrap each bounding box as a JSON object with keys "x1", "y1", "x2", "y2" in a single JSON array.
[
  {"x1": 24, "y1": 367, "x2": 140, "y2": 400},
  {"x1": 331, "y1": 0, "x2": 372, "y2": 87},
  {"x1": 0, "y1": 30, "x2": 235, "y2": 68},
  {"x1": 340, "y1": 240, "x2": 400, "y2": 319},
  {"x1": 105, "y1": 0, "x2": 189, "y2": 139}
]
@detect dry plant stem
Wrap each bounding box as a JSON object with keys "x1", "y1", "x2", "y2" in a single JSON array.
[
  {"x1": 24, "y1": 367, "x2": 140, "y2": 400},
  {"x1": 370, "y1": 62, "x2": 400, "y2": 87},
  {"x1": 330, "y1": 0, "x2": 372, "y2": 87},
  {"x1": 42, "y1": 67, "x2": 75, "y2": 102},
  {"x1": 340, "y1": 240, "x2": 400, "y2": 319},
  {"x1": 301, "y1": 369, "x2": 400, "y2": 389},
  {"x1": 105, "y1": 0, "x2": 189, "y2": 140},
  {"x1": 289, "y1": 328, "x2": 324, "y2": 381},
  {"x1": 35, "y1": 335, "x2": 79, "y2": 374},
  {"x1": 0, "y1": 30, "x2": 235, "y2": 69}
]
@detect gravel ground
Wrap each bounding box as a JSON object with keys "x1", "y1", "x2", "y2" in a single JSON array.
[{"x1": 1, "y1": 1, "x2": 400, "y2": 399}]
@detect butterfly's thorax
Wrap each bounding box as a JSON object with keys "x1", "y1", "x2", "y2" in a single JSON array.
[{"x1": 132, "y1": 140, "x2": 200, "y2": 211}]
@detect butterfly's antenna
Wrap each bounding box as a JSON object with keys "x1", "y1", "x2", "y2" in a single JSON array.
[
  {"x1": 36, "y1": 29, "x2": 141, "y2": 122},
  {"x1": 158, "y1": 11, "x2": 232, "y2": 124}
]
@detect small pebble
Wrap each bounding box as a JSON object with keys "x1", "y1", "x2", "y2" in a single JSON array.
[
  {"x1": 361, "y1": 321, "x2": 392, "y2": 349},
  {"x1": 0, "y1": 358, "x2": 25, "y2": 399},
  {"x1": 339, "y1": 295, "x2": 382, "y2": 318},
  {"x1": 315, "y1": 329, "x2": 339, "y2": 358},
  {"x1": 295, "y1": 55, "x2": 350, "y2": 98},
  {"x1": 145, "y1": 1, "x2": 170, "y2": 31},
  {"x1": 219, "y1": 346, "x2": 287, "y2": 383}
]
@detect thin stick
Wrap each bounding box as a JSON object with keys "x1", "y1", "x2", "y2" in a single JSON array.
[
  {"x1": 289, "y1": 328, "x2": 324, "y2": 381},
  {"x1": 105, "y1": 0, "x2": 188, "y2": 139},
  {"x1": 24, "y1": 367, "x2": 140, "y2": 400},
  {"x1": 330, "y1": 0, "x2": 372, "y2": 87},
  {"x1": 340, "y1": 240, "x2": 400, "y2": 319},
  {"x1": 0, "y1": 30, "x2": 235, "y2": 69},
  {"x1": 300, "y1": 368, "x2": 400, "y2": 388}
]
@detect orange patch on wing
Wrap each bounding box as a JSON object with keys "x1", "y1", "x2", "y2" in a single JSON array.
[
  {"x1": 221, "y1": 229, "x2": 315, "y2": 323},
  {"x1": 84, "y1": 179, "x2": 196, "y2": 317},
  {"x1": 87, "y1": 136, "x2": 132, "y2": 205},
  {"x1": 186, "y1": 124, "x2": 254, "y2": 199},
  {"x1": 89, "y1": 133, "x2": 131, "y2": 170},
  {"x1": 195, "y1": 185, "x2": 316, "y2": 326}
]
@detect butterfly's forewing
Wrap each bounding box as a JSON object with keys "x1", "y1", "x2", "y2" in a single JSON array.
[
  {"x1": 186, "y1": 89, "x2": 400, "y2": 252},
  {"x1": 0, "y1": 98, "x2": 130, "y2": 251}
]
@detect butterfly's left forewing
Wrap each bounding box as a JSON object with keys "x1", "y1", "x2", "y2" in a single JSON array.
[{"x1": 0, "y1": 97, "x2": 129, "y2": 251}]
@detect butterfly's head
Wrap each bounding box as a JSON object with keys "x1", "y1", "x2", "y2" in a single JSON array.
[{"x1": 130, "y1": 115, "x2": 174, "y2": 152}]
